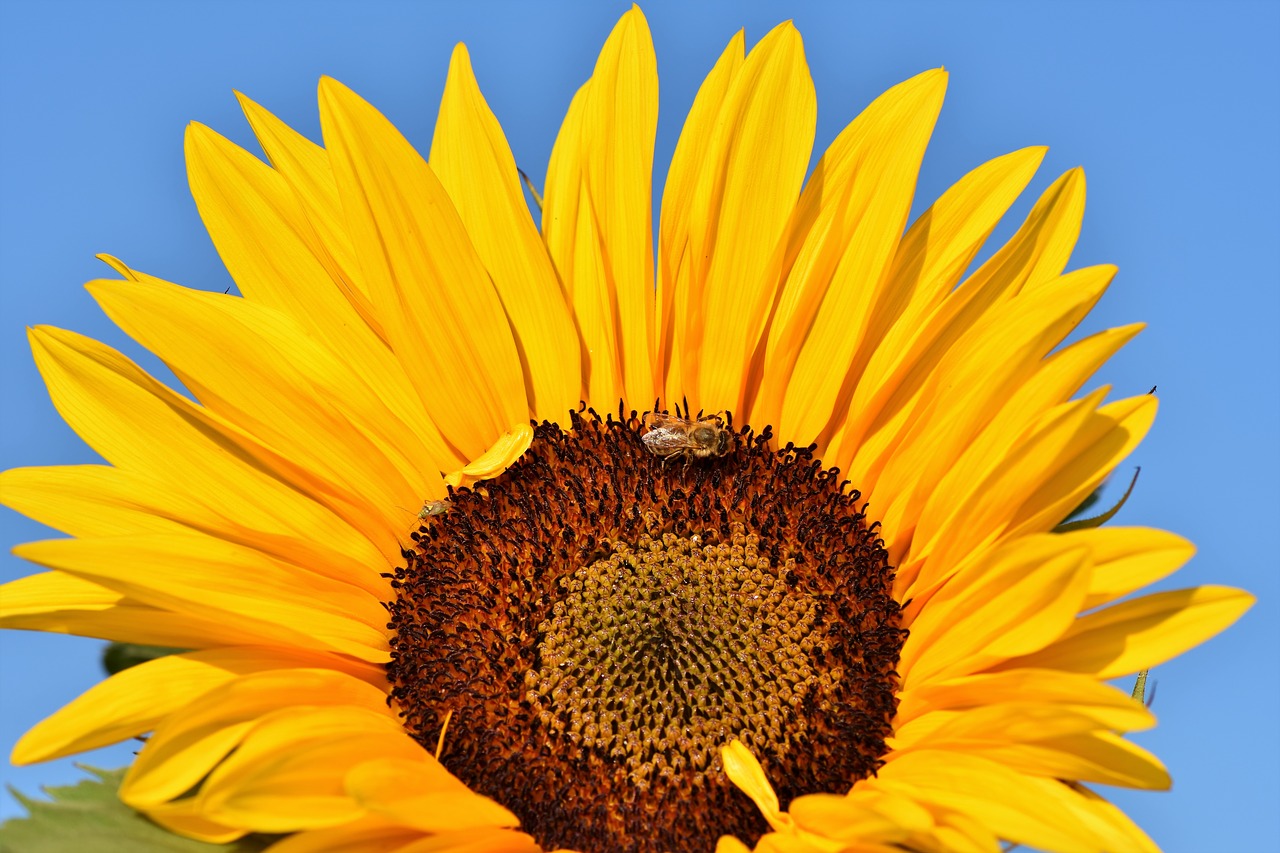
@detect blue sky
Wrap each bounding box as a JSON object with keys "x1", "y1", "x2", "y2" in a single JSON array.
[{"x1": 1, "y1": 1, "x2": 1276, "y2": 850}]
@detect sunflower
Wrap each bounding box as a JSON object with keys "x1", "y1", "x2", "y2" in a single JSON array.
[{"x1": 0, "y1": 7, "x2": 1252, "y2": 853}]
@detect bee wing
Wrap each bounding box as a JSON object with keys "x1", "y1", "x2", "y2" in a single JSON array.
[
  {"x1": 643, "y1": 412, "x2": 683, "y2": 429},
  {"x1": 642, "y1": 427, "x2": 689, "y2": 455}
]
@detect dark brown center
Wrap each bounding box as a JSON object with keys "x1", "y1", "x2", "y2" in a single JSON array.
[{"x1": 385, "y1": 406, "x2": 904, "y2": 853}]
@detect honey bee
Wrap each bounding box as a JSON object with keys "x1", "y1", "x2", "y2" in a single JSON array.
[{"x1": 641, "y1": 411, "x2": 731, "y2": 464}]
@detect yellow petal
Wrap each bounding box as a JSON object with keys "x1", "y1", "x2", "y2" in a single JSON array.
[
  {"x1": 898, "y1": 536, "x2": 1092, "y2": 687},
  {"x1": 874, "y1": 264, "x2": 1117, "y2": 554},
  {"x1": 89, "y1": 276, "x2": 440, "y2": 540},
  {"x1": 543, "y1": 7, "x2": 659, "y2": 408},
  {"x1": 1063, "y1": 786, "x2": 1161, "y2": 853},
  {"x1": 1064, "y1": 526, "x2": 1196, "y2": 610},
  {"x1": 143, "y1": 797, "x2": 247, "y2": 844},
  {"x1": 262, "y1": 815, "x2": 423, "y2": 853},
  {"x1": 318, "y1": 76, "x2": 527, "y2": 457},
  {"x1": 578, "y1": 6, "x2": 659, "y2": 406},
  {"x1": 12, "y1": 646, "x2": 380, "y2": 764},
  {"x1": 841, "y1": 168, "x2": 1087, "y2": 487},
  {"x1": 393, "y1": 828, "x2": 542, "y2": 853},
  {"x1": 443, "y1": 423, "x2": 533, "y2": 491},
  {"x1": 788, "y1": 793, "x2": 917, "y2": 843},
  {"x1": 0, "y1": 464, "x2": 206, "y2": 538},
  {"x1": 907, "y1": 391, "x2": 1157, "y2": 599},
  {"x1": 430, "y1": 44, "x2": 582, "y2": 422},
  {"x1": 122, "y1": 669, "x2": 391, "y2": 808},
  {"x1": 716, "y1": 837, "x2": 754, "y2": 853},
  {"x1": 722, "y1": 740, "x2": 790, "y2": 833},
  {"x1": 198, "y1": 706, "x2": 420, "y2": 832},
  {"x1": 346, "y1": 756, "x2": 519, "y2": 832},
  {"x1": 26, "y1": 326, "x2": 404, "y2": 572},
  {"x1": 822, "y1": 146, "x2": 1046, "y2": 466},
  {"x1": 233, "y1": 93, "x2": 380, "y2": 326},
  {"x1": 679, "y1": 22, "x2": 816, "y2": 414},
  {"x1": 16, "y1": 535, "x2": 389, "y2": 662},
  {"x1": 998, "y1": 585, "x2": 1254, "y2": 679},
  {"x1": 0, "y1": 571, "x2": 249, "y2": 649},
  {"x1": 183, "y1": 122, "x2": 456, "y2": 472},
  {"x1": 764, "y1": 70, "x2": 947, "y2": 444},
  {"x1": 965, "y1": 731, "x2": 1170, "y2": 790},
  {"x1": 895, "y1": 668, "x2": 1153, "y2": 732},
  {"x1": 658, "y1": 31, "x2": 745, "y2": 401},
  {"x1": 874, "y1": 750, "x2": 1112, "y2": 853},
  {"x1": 543, "y1": 82, "x2": 620, "y2": 405}
]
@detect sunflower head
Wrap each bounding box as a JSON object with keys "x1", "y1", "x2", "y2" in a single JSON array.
[{"x1": 0, "y1": 6, "x2": 1252, "y2": 853}]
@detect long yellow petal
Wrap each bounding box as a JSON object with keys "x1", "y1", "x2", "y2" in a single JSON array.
[
  {"x1": 121, "y1": 669, "x2": 391, "y2": 808},
  {"x1": 16, "y1": 536, "x2": 390, "y2": 662},
  {"x1": 0, "y1": 572, "x2": 251, "y2": 649},
  {"x1": 873, "y1": 750, "x2": 1113, "y2": 853},
  {"x1": 998, "y1": 585, "x2": 1254, "y2": 679},
  {"x1": 318, "y1": 76, "x2": 527, "y2": 457},
  {"x1": 840, "y1": 169, "x2": 1087, "y2": 484},
  {"x1": 0, "y1": 464, "x2": 392, "y2": 596},
  {"x1": 260, "y1": 816, "x2": 423, "y2": 853},
  {"x1": 27, "y1": 326, "x2": 405, "y2": 568},
  {"x1": 681, "y1": 22, "x2": 816, "y2": 414},
  {"x1": 542, "y1": 8, "x2": 659, "y2": 408},
  {"x1": 657, "y1": 31, "x2": 745, "y2": 401},
  {"x1": 578, "y1": 6, "x2": 659, "y2": 407},
  {"x1": 895, "y1": 668, "x2": 1154, "y2": 732},
  {"x1": 233, "y1": 94, "x2": 377, "y2": 330},
  {"x1": 393, "y1": 828, "x2": 542, "y2": 853},
  {"x1": 762, "y1": 70, "x2": 946, "y2": 443},
  {"x1": 89, "y1": 277, "x2": 438, "y2": 528},
  {"x1": 874, "y1": 265, "x2": 1117, "y2": 553},
  {"x1": 964, "y1": 731, "x2": 1170, "y2": 790},
  {"x1": 906, "y1": 392, "x2": 1157, "y2": 599},
  {"x1": 822, "y1": 147, "x2": 1046, "y2": 465},
  {"x1": 11, "y1": 646, "x2": 381, "y2": 764},
  {"x1": 431, "y1": 44, "x2": 582, "y2": 422},
  {"x1": 198, "y1": 706, "x2": 420, "y2": 832},
  {"x1": 346, "y1": 757, "x2": 519, "y2": 832},
  {"x1": 184, "y1": 123, "x2": 455, "y2": 472},
  {"x1": 543, "y1": 83, "x2": 616, "y2": 404},
  {"x1": 899, "y1": 537, "x2": 1092, "y2": 687},
  {"x1": 1063, "y1": 526, "x2": 1196, "y2": 610}
]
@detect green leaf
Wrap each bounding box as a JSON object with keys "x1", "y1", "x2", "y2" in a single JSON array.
[
  {"x1": 0, "y1": 766, "x2": 276, "y2": 852},
  {"x1": 102, "y1": 644, "x2": 186, "y2": 676}
]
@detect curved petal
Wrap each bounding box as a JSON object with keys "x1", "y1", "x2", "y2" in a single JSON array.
[
  {"x1": 430, "y1": 44, "x2": 581, "y2": 422},
  {"x1": 0, "y1": 571, "x2": 251, "y2": 649},
  {"x1": 761, "y1": 70, "x2": 947, "y2": 443},
  {"x1": 121, "y1": 669, "x2": 392, "y2": 808},
  {"x1": 196, "y1": 706, "x2": 423, "y2": 832},
  {"x1": 183, "y1": 123, "x2": 455, "y2": 472},
  {"x1": 233, "y1": 94, "x2": 377, "y2": 332},
  {"x1": 318, "y1": 76, "x2": 527, "y2": 457},
  {"x1": 997, "y1": 585, "x2": 1254, "y2": 678},
  {"x1": 543, "y1": 7, "x2": 659, "y2": 408},
  {"x1": 346, "y1": 757, "x2": 518, "y2": 832},
  {"x1": 89, "y1": 276, "x2": 441, "y2": 532},
  {"x1": 11, "y1": 646, "x2": 381, "y2": 764},
  {"x1": 26, "y1": 326, "x2": 402, "y2": 569},
  {"x1": 658, "y1": 30, "x2": 745, "y2": 402},
  {"x1": 15, "y1": 535, "x2": 390, "y2": 662},
  {"x1": 674, "y1": 22, "x2": 816, "y2": 414},
  {"x1": 899, "y1": 535, "x2": 1092, "y2": 687}
]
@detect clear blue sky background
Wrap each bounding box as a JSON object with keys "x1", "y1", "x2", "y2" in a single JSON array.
[{"x1": 1, "y1": 1, "x2": 1276, "y2": 850}]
